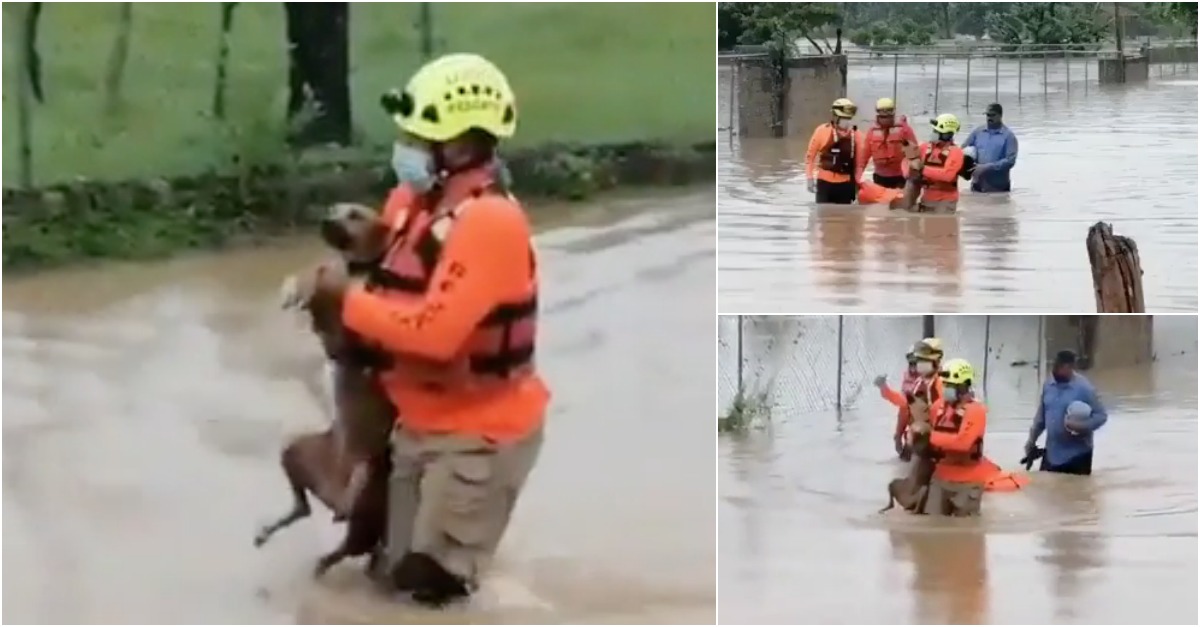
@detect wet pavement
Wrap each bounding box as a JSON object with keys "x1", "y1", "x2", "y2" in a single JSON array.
[
  {"x1": 718, "y1": 59, "x2": 1199, "y2": 313},
  {"x1": 718, "y1": 315, "x2": 1198, "y2": 624},
  {"x1": 2, "y1": 188, "x2": 716, "y2": 624}
]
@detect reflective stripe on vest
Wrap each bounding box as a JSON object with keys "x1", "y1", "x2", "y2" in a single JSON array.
[
  {"x1": 366, "y1": 184, "x2": 538, "y2": 379},
  {"x1": 933, "y1": 401, "x2": 983, "y2": 460}
]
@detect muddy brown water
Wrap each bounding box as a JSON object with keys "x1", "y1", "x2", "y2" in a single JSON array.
[
  {"x1": 718, "y1": 60, "x2": 1199, "y2": 313},
  {"x1": 718, "y1": 315, "x2": 1198, "y2": 624},
  {"x1": 2, "y1": 189, "x2": 716, "y2": 624}
]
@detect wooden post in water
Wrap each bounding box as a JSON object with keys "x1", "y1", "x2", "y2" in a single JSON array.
[{"x1": 1086, "y1": 222, "x2": 1145, "y2": 313}]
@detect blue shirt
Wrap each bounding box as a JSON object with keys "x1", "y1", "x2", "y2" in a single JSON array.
[
  {"x1": 1030, "y1": 373, "x2": 1109, "y2": 466},
  {"x1": 962, "y1": 124, "x2": 1018, "y2": 192}
]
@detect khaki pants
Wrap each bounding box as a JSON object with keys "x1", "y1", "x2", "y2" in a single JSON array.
[
  {"x1": 925, "y1": 478, "x2": 983, "y2": 516},
  {"x1": 385, "y1": 424, "x2": 544, "y2": 586}
]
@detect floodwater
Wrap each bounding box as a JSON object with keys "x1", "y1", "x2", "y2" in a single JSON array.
[
  {"x1": 718, "y1": 315, "x2": 1198, "y2": 624},
  {"x1": 2, "y1": 189, "x2": 716, "y2": 624},
  {"x1": 717, "y1": 58, "x2": 1199, "y2": 313}
]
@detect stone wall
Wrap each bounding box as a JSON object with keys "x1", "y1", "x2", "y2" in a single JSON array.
[
  {"x1": 735, "y1": 54, "x2": 847, "y2": 138},
  {"x1": 1043, "y1": 315, "x2": 1153, "y2": 371},
  {"x1": 2, "y1": 141, "x2": 715, "y2": 272},
  {"x1": 1099, "y1": 54, "x2": 1151, "y2": 83}
]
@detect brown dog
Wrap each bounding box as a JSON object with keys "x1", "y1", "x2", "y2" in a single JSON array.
[
  {"x1": 879, "y1": 421, "x2": 937, "y2": 514},
  {"x1": 888, "y1": 141, "x2": 924, "y2": 211},
  {"x1": 255, "y1": 203, "x2": 397, "y2": 577}
]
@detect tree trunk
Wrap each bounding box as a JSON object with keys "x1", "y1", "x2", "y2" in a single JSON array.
[
  {"x1": 16, "y1": 2, "x2": 38, "y2": 187},
  {"x1": 284, "y1": 2, "x2": 352, "y2": 147},
  {"x1": 1086, "y1": 221, "x2": 1145, "y2": 313},
  {"x1": 26, "y1": 2, "x2": 44, "y2": 104},
  {"x1": 212, "y1": 2, "x2": 239, "y2": 119}
]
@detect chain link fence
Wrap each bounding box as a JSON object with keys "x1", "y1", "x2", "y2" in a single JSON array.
[
  {"x1": 717, "y1": 315, "x2": 1048, "y2": 420},
  {"x1": 719, "y1": 39, "x2": 1197, "y2": 138}
]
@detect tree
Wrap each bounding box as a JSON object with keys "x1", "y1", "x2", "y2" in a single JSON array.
[
  {"x1": 726, "y1": 2, "x2": 842, "y2": 54},
  {"x1": 986, "y1": 3, "x2": 1107, "y2": 49}
]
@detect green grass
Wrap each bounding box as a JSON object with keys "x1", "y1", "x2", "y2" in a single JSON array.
[
  {"x1": 2, "y1": 2, "x2": 715, "y2": 185},
  {"x1": 717, "y1": 388, "x2": 772, "y2": 434}
]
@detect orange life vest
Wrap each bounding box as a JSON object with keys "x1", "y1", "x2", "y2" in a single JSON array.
[
  {"x1": 367, "y1": 171, "x2": 538, "y2": 391},
  {"x1": 922, "y1": 143, "x2": 958, "y2": 191},
  {"x1": 865, "y1": 119, "x2": 913, "y2": 175},
  {"x1": 933, "y1": 399, "x2": 984, "y2": 463}
]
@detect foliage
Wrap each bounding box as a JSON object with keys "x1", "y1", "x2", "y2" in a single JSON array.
[
  {"x1": 718, "y1": 2, "x2": 841, "y2": 54},
  {"x1": 717, "y1": 388, "x2": 772, "y2": 434},
  {"x1": 986, "y1": 2, "x2": 1108, "y2": 48},
  {"x1": 849, "y1": 18, "x2": 936, "y2": 47},
  {"x1": 1147, "y1": 2, "x2": 1199, "y2": 37}
]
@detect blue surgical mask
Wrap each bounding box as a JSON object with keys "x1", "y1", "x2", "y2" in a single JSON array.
[
  {"x1": 391, "y1": 143, "x2": 436, "y2": 192},
  {"x1": 943, "y1": 387, "x2": 959, "y2": 404}
]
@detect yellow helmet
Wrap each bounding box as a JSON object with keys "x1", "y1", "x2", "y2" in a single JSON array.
[
  {"x1": 913, "y1": 337, "x2": 944, "y2": 360},
  {"x1": 930, "y1": 113, "x2": 960, "y2": 135},
  {"x1": 382, "y1": 53, "x2": 517, "y2": 143},
  {"x1": 940, "y1": 358, "x2": 975, "y2": 386},
  {"x1": 876, "y1": 97, "x2": 896, "y2": 112},
  {"x1": 831, "y1": 98, "x2": 858, "y2": 119}
]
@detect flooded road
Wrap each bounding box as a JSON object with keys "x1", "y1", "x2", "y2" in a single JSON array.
[
  {"x1": 717, "y1": 315, "x2": 1198, "y2": 624},
  {"x1": 2, "y1": 189, "x2": 716, "y2": 624},
  {"x1": 718, "y1": 59, "x2": 1199, "y2": 313}
]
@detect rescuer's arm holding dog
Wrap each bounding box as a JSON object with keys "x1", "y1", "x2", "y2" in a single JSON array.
[
  {"x1": 332, "y1": 197, "x2": 529, "y2": 361},
  {"x1": 929, "y1": 402, "x2": 986, "y2": 454}
]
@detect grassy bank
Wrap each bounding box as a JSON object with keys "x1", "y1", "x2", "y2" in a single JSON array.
[{"x1": 2, "y1": 2, "x2": 715, "y2": 185}]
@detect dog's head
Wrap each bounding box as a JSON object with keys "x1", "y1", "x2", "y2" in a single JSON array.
[{"x1": 321, "y1": 203, "x2": 390, "y2": 266}]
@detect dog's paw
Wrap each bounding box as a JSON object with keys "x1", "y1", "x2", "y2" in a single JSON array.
[{"x1": 279, "y1": 273, "x2": 317, "y2": 311}]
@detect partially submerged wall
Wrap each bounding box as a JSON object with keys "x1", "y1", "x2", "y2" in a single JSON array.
[
  {"x1": 736, "y1": 54, "x2": 847, "y2": 138},
  {"x1": 1043, "y1": 315, "x2": 1153, "y2": 370}
]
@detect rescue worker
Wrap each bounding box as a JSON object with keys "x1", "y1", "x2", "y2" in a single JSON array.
[
  {"x1": 1024, "y1": 350, "x2": 1109, "y2": 476},
  {"x1": 857, "y1": 97, "x2": 917, "y2": 190},
  {"x1": 875, "y1": 337, "x2": 944, "y2": 460},
  {"x1": 305, "y1": 53, "x2": 547, "y2": 606},
  {"x1": 961, "y1": 102, "x2": 1018, "y2": 193},
  {"x1": 926, "y1": 358, "x2": 987, "y2": 516},
  {"x1": 805, "y1": 98, "x2": 863, "y2": 205},
  {"x1": 914, "y1": 113, "x2": 965, "y2": 213}
]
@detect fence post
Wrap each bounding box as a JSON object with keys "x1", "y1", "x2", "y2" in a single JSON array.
[
  {"x1": 1036, "y1": 315, "x2": 1045, "y2": 384},
  {"x1": 736, "y1": 315, "x2": 744, "y2": 393},
  {"x1": 994, "y1": 55, "x2": 1000, "y2": 102},
  {"x1": 418, "y1": 3, "x2": 434, "y2": 60},
  {"x1": 982, "y1": 315, "x2": 992, "y2": 397},
  {"x1": 1065, "y1": 50, "x2": 1071, "y2": 95},
  {"x1": 1018, "y1": 53, "x2": 1023, "y2": 98},
  {"x1": 1043, "y1": 51, "x2": 1048, "y2": 96},
  {"x1": 836, "y1": 316, "x2": 844, "y2": 411},
  {"x1": 893, "y1": 52, "x2": 899, "y2": 103},
  {"x1": 934, "y1": 55, "x2": 942, "y2": 113},
  {"x1": 1085, "y1": 51, "x2": 1089, "y2": 94},
  {"x1": 728, "y1": 59, "x2": 736, "y2": 140},
  {"x1": 965, "y1": 54, "x2": 972, "y2": 110},
  {"x1": 922, "y1": 315, "x2": 935, "y2": 338}
]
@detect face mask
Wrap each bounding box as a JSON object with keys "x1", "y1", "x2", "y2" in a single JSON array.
[
  {"x1": 836, "y1": 118, "x2": 852, "y2": 130},
  {"x1": 1053, "y1": 372, "x2": 1072, "y2": 384},
  {"x1": 943, "y1": 386, "x2": 959, "y2": 404},
  {"x1": 915, "y1": 361, "x2": 935, "y2": 376},
  {"x1": 391, "y1": 143, "x2": 437, "y2": 192}
]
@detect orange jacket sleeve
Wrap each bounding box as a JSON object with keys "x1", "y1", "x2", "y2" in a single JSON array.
[
  {"x1": 880, "y1": 382, "x2": 905, "y2": 408},
  {"x1": 923, "y1": 145, "x2": 964, "y2": 184},
  {"x1": 853, "y1": 130, "x2": 866, "y2": 183},
  {"x1": 930, "y1": 402, "x2": 987, "y2": 453},
  {"x1": 855, "y1": 130, "x2": 870, "y2": 180},
  {"x1": 805, "y1": 125, "x2": 829, "y2": 180},
  {"x1": 341, "y1": 197, "x2": 528, "y2": 362}
]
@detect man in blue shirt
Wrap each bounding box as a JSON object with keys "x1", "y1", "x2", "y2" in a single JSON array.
[
  {"x1": 961, "y1": 102, "x2": 1018, "y2": 193},
  {"x1": 1024, "y1": 350, "x2": 1109, "y2": 475}
]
